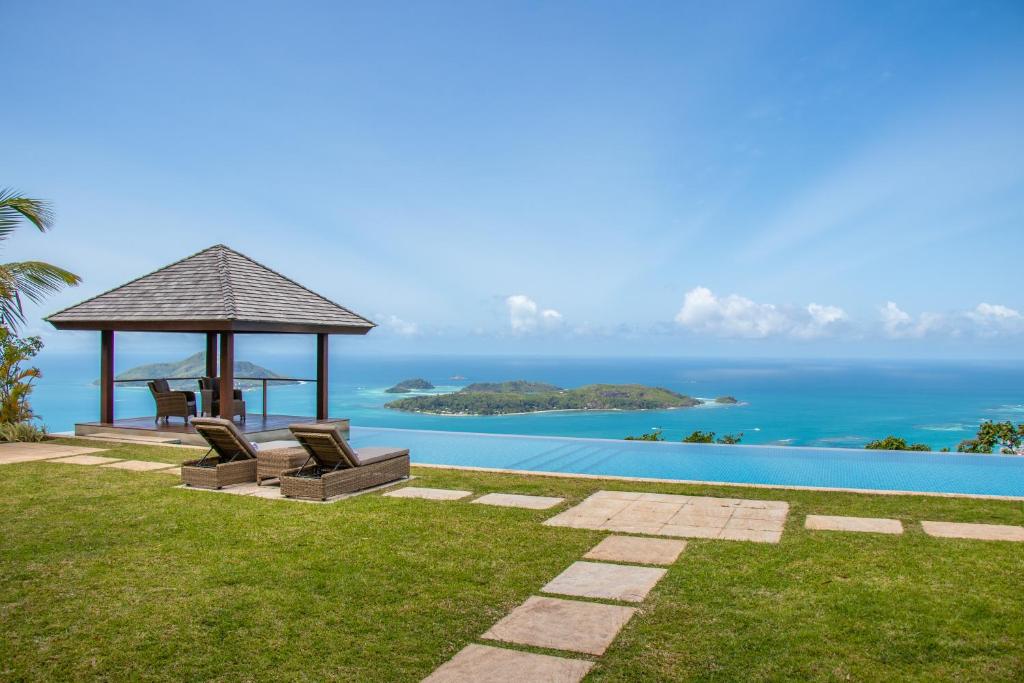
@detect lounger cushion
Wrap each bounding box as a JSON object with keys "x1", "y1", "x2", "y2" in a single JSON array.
[
  {"x1": 289, "y1": 422, "x2": 406, "y2": 468},
  {"x1": 349, "y1": 446, "x2": 411, "y2": 467},
  {"x1": 192, "y1": 417, "x2": 258, "y2": 460}
]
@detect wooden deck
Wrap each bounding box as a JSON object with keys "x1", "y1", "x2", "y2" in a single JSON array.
[{"x1": 75, "y1": 414, "x2": 349, "y2": 446}]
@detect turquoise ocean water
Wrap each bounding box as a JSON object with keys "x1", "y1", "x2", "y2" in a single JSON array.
[{"x1": 28, "y1": 352, "x2": 1024, "y2": 452}]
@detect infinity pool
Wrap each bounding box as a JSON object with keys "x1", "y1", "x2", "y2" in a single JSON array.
[{"x1": 349, "y1": 426, "x2": 1024, "y2": 498}]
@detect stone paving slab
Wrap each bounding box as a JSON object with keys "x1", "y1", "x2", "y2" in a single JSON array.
[
  {"x1": 921, "y1": 521, "x2": 1024, "y2": 542},
  {"x1": 424, "y1": 644, "x2": 593, "y2": 683},
  {"x1": 178, "y1": 477, "x2": 408, "y2": 503},
  {"x1": 584, "y1": 535, "x2": 687, "y2": 565},
  {"x1": 384, "y1": 486, "x2": 473, "y2": 501},
  {"x1": 542, "y1": 561, "x2": 667, "y2": 603},
  {"x1": 471, "y1": 493, "x2": 565, "y2": 510},
  {"x1": 482, "y1": 595, "x2": 636, "y2": 656},
  {"x1": 102, "y1": 460, "x2": 178, "y2": 472},
  {"x1": 153, "y1": 466, "x2": 182, "y2": 476},
  {"x1": 86, "y1": 431, "x2": 182, "y2": 445},
  {"x1": 545, "y1": 491, "x2": 788, "y2": 543},
  {"x1": 806, "y1": 515, "x2": 904, "y2": 535},
  {"x1": 0, "y1": 443, "x2": 108, "y2": 464},
  {"x1": 48, "y1": 454, "x2": 123, "y2": 466}
]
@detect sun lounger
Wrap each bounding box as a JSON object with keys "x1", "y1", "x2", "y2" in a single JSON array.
[
  {"x1": 183, "y1": 417, "x2": 303, "y2": 489},
  {"x1": 281, "y1": 422, "x2": 409, "y2": 500}
]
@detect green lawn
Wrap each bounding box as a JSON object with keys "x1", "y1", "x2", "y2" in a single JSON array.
[{"x1": 1, "y1": 438, "x2": 1023, "y2": 681}]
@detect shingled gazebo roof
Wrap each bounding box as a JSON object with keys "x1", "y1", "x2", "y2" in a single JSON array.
[{"x1": 46, "y1": 244, "x2": 375, "y2": 334}]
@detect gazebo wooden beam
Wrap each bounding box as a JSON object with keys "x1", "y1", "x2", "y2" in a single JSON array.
[
  {"x1": 316, "y1": 333, "x2": 329, "y2": 420},
  {"x1": 205, "y1": 332, "x2": 218, "y2": 378},
  {"x1": 100, "y1": 330, "x2": 114, "y2": 424},
  {"x1": 218, "y1": 333, "x2": 234, "y2": 420}
]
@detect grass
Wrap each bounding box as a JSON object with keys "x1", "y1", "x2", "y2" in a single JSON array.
[{"x1": 1, "y1": 438, "x2": 1023, "y2": 681}]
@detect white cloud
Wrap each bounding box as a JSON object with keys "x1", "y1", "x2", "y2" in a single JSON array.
[
  {"x1": 378, "y1": 314, "x2": 419, "y2": 336},
  {"x1": 506, "y1": 295, "x2": 563, "y2": 334},
  {"x1": 674, "y1": 287, "x2": 847, "y2": 339},
  {"x1": 971, "y1": 302, "x2": 1021, "y2": 321},
  {"x1": 882, "y1": 301, "x2": 1023, "y2": 339},
  {"x1": 880, "y1": 301, "x2": 917, "y2": 338}
]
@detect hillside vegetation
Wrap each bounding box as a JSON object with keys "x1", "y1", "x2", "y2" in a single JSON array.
[{"x1": 386, "y1": 381, "x2": 704, "y2": 415}]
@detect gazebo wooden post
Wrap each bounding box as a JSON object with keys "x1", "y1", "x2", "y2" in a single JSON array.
[
  {"x1": 205, "y1": 332, "x2": 218, "y2": 378},
  {"x1": 100, "y1": 330, "x2": 114, "y2": 424},
  {"x1": 316, "y1": 333, "x2": 329, "y2": 420},
  {"x1": 218, "y1": 332, "x2": 234, "y2": 419}
]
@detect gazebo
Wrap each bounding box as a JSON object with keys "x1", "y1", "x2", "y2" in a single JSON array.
[{"x1": 46, "y1": 244, "x2": 375, "y2": 445}]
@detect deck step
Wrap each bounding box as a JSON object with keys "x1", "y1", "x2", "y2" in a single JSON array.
[{"x1": 86, "y1": 432, "x2": 183, "y2": 445}]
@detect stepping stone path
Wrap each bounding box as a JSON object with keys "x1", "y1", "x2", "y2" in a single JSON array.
[
  {"x1": 541, "y1": 561, "x2": 666, "y2": 603},
  {"x1": 0, "y1": 442, "x2": 108, "y2": 465},
  {"x1": 424, "y1": 644, "x2": 593, "y2": 683},
  {"x1": 426, "y1": 492, "x2": 693, "y2": 680},
  {"x1": 471, "y1": 493, "x2": 565, "y2": 510},
  {"x1": 806, "y1": 515, "x2": 903, "y2": 534},
  {"x1": 384, "y1": 486, "x2": 473, "y2": 501},
  {"x1": 102, "y1": 460, "x2": 178, "y2": 472},
  {"x1": 584, "y1": 535, "x2": 687, "y2": 565},
  {"x1": 545, "y1": 490, "x2": 789, "y2": 543},
  {"x1": 921, "y1": 521, "x2": 1024, "y2": 542},
  {"x1": 482, "y1": 595, "x2": 637, "y2": 656},
  {"x1": 49, "y1": 454, "x2": 123, "y2": 466}
]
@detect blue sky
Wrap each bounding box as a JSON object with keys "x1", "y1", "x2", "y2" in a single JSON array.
[{"x1": 5, "y1": 0, "x2": 1023, "y2": 358}]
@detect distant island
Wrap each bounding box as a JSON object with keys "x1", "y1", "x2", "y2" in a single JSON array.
[
  {"x1": 384, "y1": 381, "x2": 735, "y2": 416},
  {"x1": 385, "y1": 378, "x2": 435, "y2": 393},
  {"x1": 97, "y1": 352, "x2": 297, "y2": 391},
  {"x1": 714, "y1": 396, "x2": 739, "y2": 404}
]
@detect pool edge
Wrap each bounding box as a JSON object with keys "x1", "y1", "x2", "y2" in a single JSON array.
[{"x1": 411, "y1": 462, "x2": 1024, "y2": 501}]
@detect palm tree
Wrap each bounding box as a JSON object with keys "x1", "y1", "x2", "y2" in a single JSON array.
[{"x1": 0, "y1": 188, "x2": 81, "y2": 332}]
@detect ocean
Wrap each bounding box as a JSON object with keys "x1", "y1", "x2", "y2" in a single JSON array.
[{"x1": 28, "y1": 352, "x2": 1023, "y2": 452}]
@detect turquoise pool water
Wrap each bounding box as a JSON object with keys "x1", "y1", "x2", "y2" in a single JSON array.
[{"x1": 350, "y1": 426, "x2": 1024, "y2": 498}]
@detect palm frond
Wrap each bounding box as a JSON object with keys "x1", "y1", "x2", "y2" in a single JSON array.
[
  {"x1": 0, "y1": 261, "x2": 81, "y2": 331},
  {"x1": 0, "y1": 188, "x2": 55, "y2": 241}
]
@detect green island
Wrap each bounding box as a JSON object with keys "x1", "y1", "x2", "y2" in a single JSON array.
[
  {"x1": 385, "y1": 381, "x2": 731, "y2": 415},
  {"x1": 384, "y1": 378, "x2": 435, "y2": 393},
  {"x1": 97, "y1": 352, "x2": 296, "y2": 391}
]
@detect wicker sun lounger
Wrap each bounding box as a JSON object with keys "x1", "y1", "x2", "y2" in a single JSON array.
[
  {"x1": 281, "y1": 423, "x2": 409, "y2": 501},
  {"x1": 183, "y1": 417, "x2": 304, "y2": 489}
]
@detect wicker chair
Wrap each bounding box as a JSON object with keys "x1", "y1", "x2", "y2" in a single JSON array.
[
  {"x1": 281, "y1": 422, "x2": 409, "y2": 501},
  {"x1": 183, "y1": 417, "x2": 304, "y2": 489},
  {"x1": 198, "y1": 377, "x2": 246, "y2": 421},
  {"x1": 147, "y1": 379, "x2": 197, "y2": 424}
]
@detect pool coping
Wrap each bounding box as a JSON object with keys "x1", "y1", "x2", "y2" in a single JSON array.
[{"x1": 412, "y1": 463, "x2": 1024, "y2": 501}]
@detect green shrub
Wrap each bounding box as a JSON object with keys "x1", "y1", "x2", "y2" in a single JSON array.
[
  {"x1": 865, "y1": 435, "x2": 931, "y2": 451},
  {"x1": 0, "y1": 421, "x2": 47, "y2": 442},
  {"x1": 683, "y1": 430, "x2": 716, "y2": 443},
  {"x1": 958, "y1": 421, "x2": 1024, "y2": 454},
  {"x1": 625, "y1": 430, "x2": 664, "y2": 441}
]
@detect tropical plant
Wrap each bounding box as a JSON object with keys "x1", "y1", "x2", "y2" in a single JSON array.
[
  {"x1": 682, "y1": 430, "x2": 743, "y2": 444},
  {"x1": 957, "y1": 421, "x2": 1024, "y2": 454},
  {"x1": 865, "y1": 435, "x2": 931, "y2": 451},
  {"x1": 682, "y1": 430, "x2": 715, "y2": 443},
  {"x1": 0, "y1": 329, "x2": 43, "y2": 424},
  {"x1": 0, "y1": 188, "x2": 81, "y2": 331},
  {"x1": 625, "y1": 430, "x2": 664, "y2": 441},
  {"x1": 0, "y1": 420, "x2": 47, "y2": 442}
]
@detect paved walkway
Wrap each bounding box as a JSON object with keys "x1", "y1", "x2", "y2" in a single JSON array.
[
  {"x1": 921, "y1": 520, "x2": 1024, "y2": 541},
  {"x1": 544, "y1": 490, "x2": 789, "y2": 543},
  {"x1": 0, "y1": 442, "x2": 109, "y2": 464},
  {"x1": 805, "y1": 514, "x2": 903, "y2": 534},
  {"x1": 426, "y1": 528, "x2": 686, "y2": 681}
]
